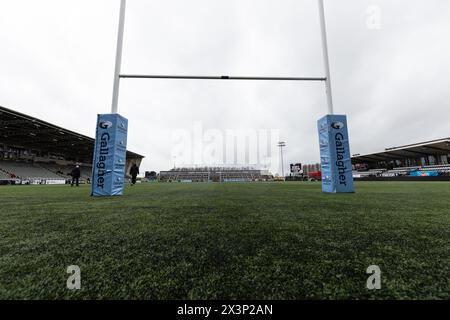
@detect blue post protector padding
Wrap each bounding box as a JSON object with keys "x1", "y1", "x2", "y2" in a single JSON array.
[
  {"x1": 317, "y1": 114, "x2": 354, "y2": 193},
  {"x1": 91, "y1": 114, "x2": 128, "y2": 196}
]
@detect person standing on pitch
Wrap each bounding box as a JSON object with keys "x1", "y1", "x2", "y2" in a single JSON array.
[
  {"x1": 71, "y1": 165, "x2": 81, "y2": 187},
  {"x1": 129, "y1": 163, "x2": 139, "y2": 186}
]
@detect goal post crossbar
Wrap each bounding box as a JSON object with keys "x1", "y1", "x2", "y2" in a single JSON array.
[
  {"x1": 111, "y1": 0, "x2": 335, "y2": 115},
  {"x1": 119, "y1": 74, "x2": 327, "y2": 82}
]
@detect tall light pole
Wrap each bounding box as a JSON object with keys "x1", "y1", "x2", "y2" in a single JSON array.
[
  {"x1": 318, "y1": 0, "x2": 334, "y2": 115},
  {"x1": 111, "y1": 0, "x2": 127, "y2": 114},
  {"x1": 278, "y1": 142, "x2": 286, "y2": 179}
]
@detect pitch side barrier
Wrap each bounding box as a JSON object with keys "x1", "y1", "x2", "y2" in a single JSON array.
[{"x1": 355, "y1": 176, "x2": 450, "y2": 182}]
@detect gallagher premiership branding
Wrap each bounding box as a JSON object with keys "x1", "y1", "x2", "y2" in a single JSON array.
[
  {"x1": 96, "y1": 131, "x2": 110, "y2": 189},
  {"x1": 91, "y1": 114, "x2": 128, "y2": 197},
  {"x1": 317, "y1": 115, "x2": 354, "y2": 193}
]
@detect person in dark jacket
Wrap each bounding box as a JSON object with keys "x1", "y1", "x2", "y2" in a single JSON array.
[
  {"x1": 71, "y1": 165, "x2": 81, "y2": 187},
  {"x1": 129, "y1": 163, "x2": 139, "y2": 185}
]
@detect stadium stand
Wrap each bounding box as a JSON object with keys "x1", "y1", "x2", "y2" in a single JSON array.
[
  {"x1": 160, "y1": 167, "x2": 273, "y2": 183},
  {"x1": 38, "y1": 162, "x2": 92, "y2": 180},
  {"x1": 0, "y1": 160, "x2": 62, "y2": 179},
  {"x1": 0, "y1": 105, "x2": 144, "y2": 185},
  {"x1": 352, "y1": 138, "x2": 450, "y2": 180},
  {"x1": 352, "y1": 169, "x2": 386, "y2": 178},
  {"x1": 0, "y1": 169, "x2": 10, "y2": 179}
]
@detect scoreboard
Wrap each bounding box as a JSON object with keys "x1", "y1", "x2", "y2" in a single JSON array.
[{"x1": 290, "y1": 163, "x2": 302, "y2": 176}]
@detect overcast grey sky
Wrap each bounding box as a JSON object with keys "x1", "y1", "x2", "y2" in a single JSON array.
[{"x1": 1, "y1": 0, "x2": 449, "y2": 173}]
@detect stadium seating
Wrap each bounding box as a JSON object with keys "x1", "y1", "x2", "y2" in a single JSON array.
[
  {"x1": 420, "y1": 164, "x2": 450, "y2": 172},
  {"x1": 387, "y1": 165, "x2": 450, "y2": 175},
  {"x1": 39, "y1": 163, "x2": 92, "y2": 180},
  {"x1": 353, "y1": 164, "x2": 450, "y2": 178},
  {"x1": 352, "y1": 169, "x2": 386, "y2": 178},
  {"x1": 0, "y1": 160, "x2": 95, "y2": 183},
  {"x1": 0, "y1": 170, "x2": 11, "y2": 179},
  {"x1": 0, "y1": 159, "x2": 100, "y2": 184},
  {"x1": 354, "y1": 165, "x2": 450, "y2": 178},
  {"x1": 0, "y1": 161, "x2": 64, "y2": 180},
  {"x1": 159, "y1": 167, "x2": 272, "y2": 182}
]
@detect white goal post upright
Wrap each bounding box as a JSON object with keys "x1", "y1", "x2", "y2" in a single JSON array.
[
  {"x1": 111, "y1": 0, "x2": 127, "y2": 114},
  {"x1": 318, "y1": 0, "x2": 334, "y2": 115}
]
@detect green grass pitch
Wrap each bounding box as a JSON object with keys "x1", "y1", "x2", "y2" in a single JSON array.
[{"x1": 0, "y1": 182, "x2": 449, "y2": 300}]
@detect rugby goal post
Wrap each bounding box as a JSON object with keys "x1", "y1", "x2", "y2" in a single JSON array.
[{"x1": 90, "y1": 0, "x2": 354, "y2": 196}]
